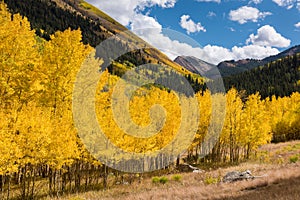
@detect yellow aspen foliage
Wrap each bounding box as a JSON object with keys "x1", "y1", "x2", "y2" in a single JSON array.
[
  {"x1": 221, "y1": 88, "x2": 243, "y2": 162},
  {"x1": 0, "y1": 2, "x2": 93, "y2": 173},
  {"x1": 268, "y1": 96, "x2": 290, "y2": 127},
  {"x1": 0, "y1": 109, "x2": 21, "y2": 175},
  {"x1": 290, "y1": 92, "x2": 300, "y2": 135},
  {"x1": 95, "y1": 71, "x2": 182, "y2": 153},
  {"x1": 0, "y1": 3, "x2": 39, "y2": 110},
  {"x1": 289, "y1": 92, "x2": 300, "y2": 122},
  {"x1": 13, "y1": 104, "x2": 79, "y2": 169},
  {"x1": 270, "y1": 92, "x2": 300, "y2": 142},
  {"x1": 45, "y1": 110, "x2": 80, "y2": 169},
  {"x1": 0, "y1": 3, "x2": 40, "y2": 174},
  {"x1": 242, "y1": 93, "x2": 272, "y2": 156},
  {"x1": 191, "y1": 91, "x2": 212, "y2": 151},
  {"x1": 14, "y1": 104, "x2": 52, "y2": 167},
  {"x1": 37, "y1": 28, "x2": 94, "y2": 168},
  {"x1": 39, "y1": 28, "x2": 92, "y2": 112}
]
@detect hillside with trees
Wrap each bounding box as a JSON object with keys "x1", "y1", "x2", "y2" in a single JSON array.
[
  {"x1": 5, "y1": 0, "x2": 204, "y2": 92},
  {"x1": 217, "y1": 45, "x2": 300, "y2": 77},
  {"x1": 174, "y1": 48, "x2": 300, "y2": 98},
  {"x1": 3, "y1": 0, "x2": 195, "y2": 76},
  {"x1": 224, "y1": 53, "x2": 300, "y2": 98}
]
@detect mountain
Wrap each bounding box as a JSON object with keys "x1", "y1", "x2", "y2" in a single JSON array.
[
  {"x1": 216, "y1": 58, "x2": 264, "y2": 77},
  {"x1": 174, "y1": 56, "x2": 215, "y2": 75},
  {"x1": 174, "y1": 45, "x2": 300, "y2": 79},
  {"x1": 4, "y1": 0, "x2": 194, "y2": 78},
  {"x1": 217, "y1": 45, "x2": 300, "y2": 77},
  {"x1": 175, "y1": 57, "x2": 264, "y2": 78},
  {"x1": 174, "y1": 48, "x2": 300, "y2": 98},
  {"x1": 263, "y1": 45, "x2": 300, "y2": 62}
]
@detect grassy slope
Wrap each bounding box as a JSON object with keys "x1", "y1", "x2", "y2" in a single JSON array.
[
  {"x1": 48, "y1": 141, "x2": 300, "y2": 200},
  {"x1": 78, "y1": 0, "x2": 123, "y2": 28}
]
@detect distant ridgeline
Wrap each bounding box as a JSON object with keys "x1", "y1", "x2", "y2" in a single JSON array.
[
  {"x1": 224, "y1": 53, "x2": 300, "y2": 99},
  {"x1": 4, "y1": 0, "x2": 204, "y2": 93},
  {"x1": 174, "y1": 46, "x2": 300, "y2": 98}
]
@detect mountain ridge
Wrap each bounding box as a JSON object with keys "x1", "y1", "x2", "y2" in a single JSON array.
[
  {"x1": 174, "y1": 46, "x2": 300, "y2": 98},
  {"x1": 174, "y1": 45, "x2": 300, "y2": 77},
  {"x1": 218, "y1": 45, "x2": 300, "y2": 76},
  {"x1": 174, "y1": 56, "x2": 215, "y2": 75}
]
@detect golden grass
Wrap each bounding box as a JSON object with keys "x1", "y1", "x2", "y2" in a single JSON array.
[
  {"x1": 58, "y1": 163, "x2": 299, "y2": 200},
  {"x1": 46, "y1": 141, "x2": 300, "y2": 200},
  {"x1": 78, "y1": 0, "x2": 122, "y2": 26}
]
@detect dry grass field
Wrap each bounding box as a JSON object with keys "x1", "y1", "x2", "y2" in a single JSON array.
[{"x1": 48, "y1": 141, "x2": 300, "y2": 200}]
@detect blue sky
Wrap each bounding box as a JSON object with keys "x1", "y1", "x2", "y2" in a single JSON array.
[{"x1": 86, "y1": 0, "x2": 300, "y2": 64}]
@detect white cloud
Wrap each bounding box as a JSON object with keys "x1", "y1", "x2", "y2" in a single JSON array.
[
  {"x1": 295, "y1": 22, "x2": 300, "y2": 28},
  {"x1": 229, "y1": 6, "x2": 272, "y2": 24},
  {"x1": 272, "y1": 0, "x2": 295, "y2": 9},
  {"x1": 272, "y1": 0, "x2": 300, "y2": 10},
  {"x1": 130, "y1": 14, "x2": 162, "y2": 31},
  {"x1": 195, "y1": 0, "x2": 221, "y2": 3},
  {"x1": 229, "y1": 27, "x2": 236, "y2": 32},
  {"x1": 207, "y1": 11, "x2": 216, "y2": 17},
  {"x1": 86, "y1": 0, "x2": 282, "y2": 64},
  {"x1": 246, "y1": 25, "x2": 291, "y2": 48},
  {"x1": 137, "y1": 0, "x2": 177, "y2": 10},
  {"x1": 231, "y1": 45, "x2": 279, "y2": 60},
  {"x1": 136, "y1": 27, "x2": 280, "y2": 64},
  {"x1": 180, "y1": 15, "x2": 206, "y2": 34},
  {"x1": 136, "y1": 29, "x2": 234, "y2": 64},
  {"x1": 249, "y1": 0, "x2": 263, "y2": 4},
  {"x1": 86, "y1": 0, "x2": 177, "y2": 25}
]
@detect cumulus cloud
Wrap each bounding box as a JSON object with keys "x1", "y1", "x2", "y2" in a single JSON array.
[
  {"x1": 272, "y1": 0, "x2": 296, "y2": 9},
  {"x1": 229, "y1": 6, "x2": 272, "y2": 24},
  {"x1": 137, "y1": 0, "x2": 177, "y2": 10},
  {"x1": 246, "y1": 25, "x2": 291, "y2": 48},
  {"x1": 231, "y1": 45, "x2": 279, "y2": 59},
  {"x1": 130, "y1": 14, "x2": 162, "y2": 31},
  {"x1": 195, "y1": 0, "x2": 221, "y2": 3},
  {"x1": 249, "y1": 0, "x2": 263, "y2": 4},
  {"x1": 295, "y1": 22, "x2": 300, "y2": 28},
  {"x1": 229, "y1": 27, "x2": 236, "y2": 32},
  {"x1": 180, "y1": 15, "x2": 206, "y2": 34},
  {"x1": 136, "y1": 26, "x2": 280, "y2": 64},
  {"x1": 207, "y1": 11, "x2": 217, "y2": 17},
  {"x1": 272, "y1": 0, "x2": 300, "y2": 10},
  {"x1": 86, "y1": 0, "x2": 177, "y2": 25},
  {"x1": 86, "y1": 0, "x2": 281, "y2": 64},
  {"x1": 137, "y1": 29, "x2": 234, "y2": 64}
]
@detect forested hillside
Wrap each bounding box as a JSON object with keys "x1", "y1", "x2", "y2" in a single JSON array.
[
  {"x1": 4, "y1": 0, "x2": 109, "y2": 45},
  {"x1": 224, "y1": 53, "x2": 300, "y2": 98},
  {"x1": 174, "y1": 52, "x2": 300, "y2": 98},
  {"x1": 217, "y1": 58, "x2": 264, "y2": 77},
  {"x1": 217, "y1": 45, "x2": 300, "y2": 77}
]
